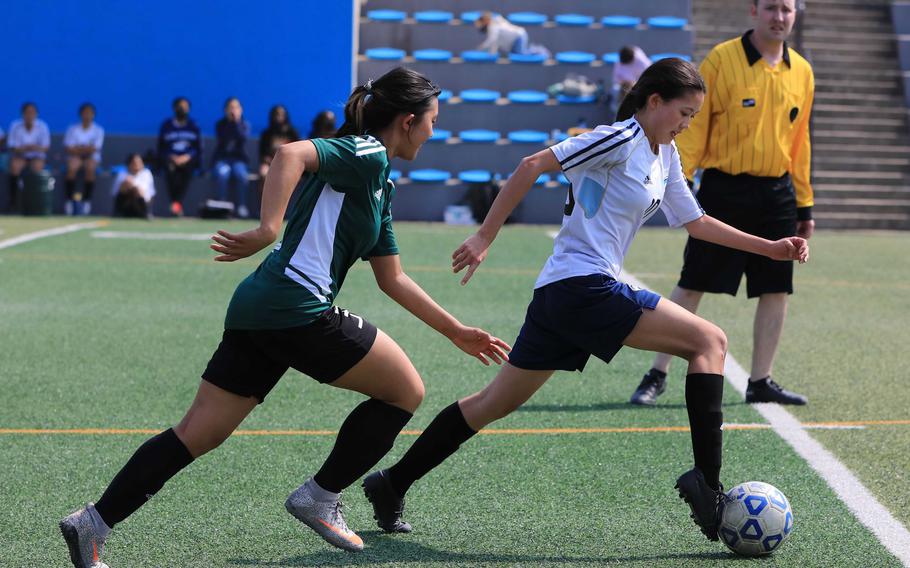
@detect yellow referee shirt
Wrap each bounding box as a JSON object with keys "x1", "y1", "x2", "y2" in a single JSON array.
[{"x1": 677, "y1": 30, "x2": 815, "y2": 217}]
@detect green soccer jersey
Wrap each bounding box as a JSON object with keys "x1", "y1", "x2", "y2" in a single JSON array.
[{"x1": 224, "y1": 135, "x2": 398, "y2": 329}]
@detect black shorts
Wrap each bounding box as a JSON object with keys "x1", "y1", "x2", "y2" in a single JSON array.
[
  {"x1": 678, "y1": 169, "x2": 797, "y2": 298},
  {"x1": 508, "y1": 274, "x2": 660, "y2": 372},
  {"x1": 202, "y1": 306, "x2": 378, "y2": 403}
]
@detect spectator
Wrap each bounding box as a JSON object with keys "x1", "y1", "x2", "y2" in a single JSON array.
[
  {"x1": 157, "y1": 96, "x2": 202, "y2": 217},
  {"x1": 63, "y1": 102, "x2": 105, "y2": 215},
  {"x1": 475, "y1": 12, "x2": 549, "y2": 58},
  {"x1": 258, "y1": 104, "x2": 300, "y2": 179},
  {"x1": 7, "y1": 102, "x2": 50, "y2": 212},
  {"x1": 308, "y1": 110, "x2": 336, "y2": 139},
  {"x1": 607, "y1": 46, "x2": 652, "y2": 121},
  {"x1": 212, "y1": 97, "x2": 251, "y2": 218},
  {"x1": 112, "y1": 153, "x2": 155, "y2": 218}
]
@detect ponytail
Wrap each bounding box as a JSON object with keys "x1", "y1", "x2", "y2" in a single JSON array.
[
  {"x1": 615, "y1": 58, "x2": 705, "y2": 122},
  {"x1": 336, "y1": 67, "x2": 441, "y2": 137}
]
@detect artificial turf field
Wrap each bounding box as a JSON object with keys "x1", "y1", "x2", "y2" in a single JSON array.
[{"x1": 1, "y1": 216, "x2": 908, "y2": 567}]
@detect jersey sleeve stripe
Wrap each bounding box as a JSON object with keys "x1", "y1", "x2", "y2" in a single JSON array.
[
  {"x1": 355, "y1": 146, "x2": 387, "y2": 157},
  {"x1": 562, "y1": 126, "x2": 641, "y2": 172},
  {"x1": 558, "y1": 122, "x2": 638, "y2": 166}
]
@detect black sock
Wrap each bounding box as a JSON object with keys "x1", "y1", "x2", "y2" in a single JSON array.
[
  {"x1": 84, "y1": 180, "x2": 95, "y2": 200},
  {"x1": 94, "y1": 428, "x2": 194, "y2": 527},
  {"x1": 685, "y1": 373, "x2": 724, "y2": 490},
  {"x1": 386, "y1": 401, "x2": 477, "y2": 497},
  {"x1": 8, "y1": 175, "x2": 19, "y2": 209},
  {"x1": 64, "y1": 179, "x2": 76, "y2": 199},
  {"x1": 649, "y1": 368, "x2": 667, "y2": 380},
  {"x1": 313, "y1": 399, "x2": 413, "y2": 493}
]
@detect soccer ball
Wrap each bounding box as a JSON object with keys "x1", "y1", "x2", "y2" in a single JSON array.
[{"x1": 718, "y1": 481, "x2": 793, "y2": 556}]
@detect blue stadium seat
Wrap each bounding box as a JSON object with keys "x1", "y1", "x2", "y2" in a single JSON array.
[
  {"x1": 460, "y1": 11, "x2": 497, "y2": 23},
  {"x1": 414, "y1": 10, "x2": 454, "y2": 23},
  {"x1": 555, "y1": 51, "x2": 596, "y2": 65},
  {"x1": 459, "y1": 170, "x2": 493, "y2": 183},
  {"x1": 414, "y1": 49, "x2": 453, "y2": 62},
  {"x1": 557, "y1": 173, "x2": 570, "y2": 185},
  {"x1": 509, "y1": 52, "x2": 547, "y2": 64},
  {"x1": 647, "y1": 16, "x2": 688, "y2": 29},
  {"x1": 429, "y1": 129, "x2": 452, "y2": 142},
  {"x1": 459, "y1": 129, "x2": 500, "y2": 143},
  {"x1": 601, "y1": 15, "x2": 641, "y2": 28},
  {"x1": 365, "y1": 47, "x2": 405, "y2": 61},
  {"x1": 461, "y1": 50, "x2": 498, "y2": 63},
  {"x1": 389, "y1": 169, "x2": 402, "y2": 181},
  {"x1": 508, "y1": 130, "x2": 549, "y2": 144},
  {"x1": 603, "y1": 52, "x2": 620, "y2": 64},
  {"x1": 367, "y1": 10, "x2": 406, "y2": 22},
  {"x1": 109, "y1": 164, "x2": 127, "y2": 175},
  {"x1": 508, "y1": 12, "x2": 547, "y2": 26},
  {"x1": 555, "y1": 14, "x2": 594, "y2": 27},
  {"x1": 507, "y1": 90, "x2": 548, "y2": 104},
  {"x1": 557, "y1": 94, "x2": 596, "y2": 104},
  {"x1": 438, "y1": 90, "x2": 453, "y2": 102},
  {"x1": 553, "y1": 131, "x2": 570, "y2": 142},
  {"x1": 410, "y1": 169, "x2": 451, "y2": 183},
  {"x1": 460, "y1": 89, "x2": 500, "y2": 103},
  {"x1": 650, "y1": 52, "x2": 692, "y2": 62},
  {"x1": 535, "y1": 173, "x2": 551, "y2": 185}
]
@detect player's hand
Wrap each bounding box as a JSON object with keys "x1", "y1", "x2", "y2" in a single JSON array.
[
  {"x1": 452, "y1": 232, "x2": 492, "y2": 285},
  {"x1": 768, "y1": 236, "x2": 809, "y2": 264},
  {"x1": 210, "y1": 227, "x2": 273, "y2": 262},
  {"x1": 796, "y1": 219, "x2": 815, "y2": 240},
  {"x1": 451, "y1": 325, "x2": 511, "y2": 366}
]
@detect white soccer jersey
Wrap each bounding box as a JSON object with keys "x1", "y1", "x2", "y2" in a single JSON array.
[
  {"x1": 64, "y1": 122, "x2": 105, "y2": 162},
  {"x1": 536, "y1": 118, "x2": 704, "y2": 288},
  {"x1": 112, "y1": 168, "x2": 155, "y2": 201},
  {"x1": 7, "y1": 119, "x2": 51, "y2": 159}
]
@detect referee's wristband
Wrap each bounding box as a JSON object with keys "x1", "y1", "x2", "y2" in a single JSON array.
[{"x1": 796, "y1": 206, "x2": 813, "y2": 221}]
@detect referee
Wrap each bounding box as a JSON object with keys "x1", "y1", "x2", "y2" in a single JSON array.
[{"x1": 632, "y1": 0, "x2": 813, "y2": 406}]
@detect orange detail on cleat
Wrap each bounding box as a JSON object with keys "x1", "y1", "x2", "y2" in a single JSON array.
[{"x1": 318, "y1": 519, "x2": 363, "y2": 546}]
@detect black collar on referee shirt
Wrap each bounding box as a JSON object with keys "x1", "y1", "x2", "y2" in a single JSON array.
[{"x1": 741, "y1": 29, "x2": 791, "y2": 68}]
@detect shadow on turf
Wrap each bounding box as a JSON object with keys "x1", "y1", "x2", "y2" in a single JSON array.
[
  {"x1": 517, "y1": 401, "x2": 747, "y2": 412},
  {"x1": 230, "y1": 531, "x2": 735, "y2": 566}
]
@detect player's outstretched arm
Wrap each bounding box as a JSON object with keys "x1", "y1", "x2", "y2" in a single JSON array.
[
  {"x1": 684, "y1": 214, "x2": 809, "y2": 263},
  {"x1": 453, "y1": 148, "x2": 561, "y2": 285},
  {"x1": 210, "y1": 140, "x2": 318, "y2": 261},
  {"x1": 369, "y1": 254, "x2": 511, "y2": 366}
]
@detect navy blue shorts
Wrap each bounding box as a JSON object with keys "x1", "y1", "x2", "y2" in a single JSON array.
[{"x1": 508, "y1": 274, "x2": 660, "y2": 372}]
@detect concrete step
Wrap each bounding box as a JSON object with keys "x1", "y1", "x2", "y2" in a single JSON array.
[
  {"x1": 813, "y1": 155, "x2": 910, "y2": 171},
  {"x1": 813, "y1": 91, "x2": 904, "y2": 105},
  {"x1": 813, "y1": 143, "x2": 910, "y2": 156},
  {"x1": 812, "y1": 104, "x2": 907, "y2": 117},
  {"x1": 815, "y1": 184, "x2": 910, "y2": 200},
  {"x1": 812, "y1": 115, "x2": 908, "y2": 129},
  {"x1": 815, "y1": 79, "x2": 901, "y2": 95},
  {"x1": 814, "y1": 212, "x2": 910, "y2": 230},
  {"x1": 815, "y1": 197, "x2": 910, "y2": 210}
]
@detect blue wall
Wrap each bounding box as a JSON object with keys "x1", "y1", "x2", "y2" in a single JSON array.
[{"x1": 1, "y1": 0, "x2": 353, "y2": 136}]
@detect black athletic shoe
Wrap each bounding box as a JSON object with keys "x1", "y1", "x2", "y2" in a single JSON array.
[
  {"x1": 630, "y1": 369, "x2": 667, "y2": 406},
  {"x1": 675, "y1": 467, "x2": 727, "y2": 541},
  {"x1": 745, "y1": 378, "x2": 808, "y2": 405},
  {"x1": 363, "y1": 470, "x2": 412, "y2": 533}
]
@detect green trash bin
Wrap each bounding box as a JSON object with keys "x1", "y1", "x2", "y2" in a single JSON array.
[{"x1": 22, "y1": 170, "x2": 55, "y2": 216}]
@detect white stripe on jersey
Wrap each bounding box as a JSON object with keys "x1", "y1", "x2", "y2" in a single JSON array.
[
  {"x1": 287, "y1": 183, "x2": 345, "y2": 302},
  {"x1": 559, "y1": 122, "x2": 640, "y2": 172},
  {"x1": 355, "y1": 146, "x2": 386, "y2": 157}
]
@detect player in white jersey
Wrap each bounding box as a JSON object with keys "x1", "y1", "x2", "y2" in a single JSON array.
[
  {"x1": 363, "y1": 59, "x2": 810, "y2": 545},
  {"x1": 63, "y1": 103, "x2": 105, "y2": 215},
  {"x1": 6, "y1": 102, "x2": 50, "y2": 212}
]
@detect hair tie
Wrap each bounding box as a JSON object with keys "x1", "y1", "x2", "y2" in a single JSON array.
[{"x1": 365, "y1": 79, "x2": 373, "y2": 93}]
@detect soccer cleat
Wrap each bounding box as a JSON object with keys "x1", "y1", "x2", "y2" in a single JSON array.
[
  {"x1": 675, "y1": 468, "x2": 727, "y2": 541},
  {"x1": 362, "y1": 470, "x2": 412, "y2": 533},
  {"x1": 59, "y1": 503, "x2": 110, "y2": 568},
  {"x1": 745, "y1": 378, "x2": 808, "y2": 405},
  {"x1": 285, "y1": 484, "x2": 364, "y2": 552},
  {"x1": 630, "y1": 369, "x2": 667, "y2": 406}
]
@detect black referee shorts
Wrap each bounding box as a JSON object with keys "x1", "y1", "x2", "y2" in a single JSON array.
[
  {"x1": 678, "y1": 169, "x2": 797, "y2": 298},
  {"x1": 202, "y1": 306, "x2": 378, "y2": 403}
]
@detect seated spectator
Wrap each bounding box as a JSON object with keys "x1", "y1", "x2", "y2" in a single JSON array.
[
  {"x1": 157, "y1": 96, "x2": 202, "y2": 217},
  {"x1": 7, "y1": 102, "x2": 50, "y2": 212},
  {"x1": 63, "y1": 102, "x2": 105, "y2": 215},
  {"x1": 308, "y1": 110, "x2": 336, "y2": 139},
  {"x1": 112, "y1": 153, "x2": 155, "y2": 218},
  {"x1": 212, "y1": 97, "x2": 251, "y2": 218},
  {"x1": 610, "y1": 45, "x2": 653, "y2": 118},
  {"x1": 258, "y1": 104, "x2": 300, "y2": 179},
  {"x1": 475, "y1": 11, "x2": 549, "y2": 58}
]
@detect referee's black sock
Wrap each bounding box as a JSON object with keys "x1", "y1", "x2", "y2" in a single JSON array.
[
  {"x1": 94, "y1": 428, "x2": 194, "y2": 528},
  {"x1": 685, "y1": 373, "x2": 724, "y2": 490},
  {"x1": 314, "y1": 399, "x2": 413, "y2": 493},
  {"x1": 7, "y1": 175, "x2": 19, "y2": 210},
  {"x1": 386, "y1": 401, "x2": 476, "y2": 497}
]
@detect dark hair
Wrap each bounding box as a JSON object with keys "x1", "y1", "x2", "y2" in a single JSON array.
[
  {"x1": 79, "y1": 102, "x2": 95, "y2": 115},
  {"x1": 309, "y1": 110, "x2": 336, "y2": 139},
  {"x1": 172, "y1": 96, "x2": 190, "y2": 108},
  {"x1": 619, "y1": 46, "x2": 636, "y2": 64},
  {"x1": 336, "y1": 67, "x2": 441, "y2": 137},
  {"x1": 268, "y1": 104, "x2": 290, "y2": 128},
  {"x1": 223, "y1": 96, "x2": 240, "y2": 110},
  {"x1": 125, "y1": 152, "x2": 142, "y2": 165},
  {"x1": 616, "y1": 58, "x2": 705, "y2": 122},
  {"x1": 21, "y1": 101, "x2": 37, "y2": 113}
]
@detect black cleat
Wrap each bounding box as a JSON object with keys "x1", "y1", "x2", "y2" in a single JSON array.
[
  {"x1": 630, "y1": 369, "x2": 667, "y2": 406},
  {"x1": 363, "y1": 470, "x2": 412, "y2": 533},
  {"x1": 745, "y1": 378, "x2": 808, "y2": 405},
  {"x1": 675, "y1": 468, "x2": 727, "y2": 541}
]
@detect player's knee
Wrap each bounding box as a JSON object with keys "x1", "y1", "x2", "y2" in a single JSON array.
[
  {"x1": 393, "y1": 376, "x2": 425, "y2": 413},
  {"x1": 699, "y1": 324, "x2": 727, "y2": 362}
]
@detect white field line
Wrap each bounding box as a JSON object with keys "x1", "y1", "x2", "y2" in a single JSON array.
[
  {"x1": 618, "y1": 268, "x2": 910, "y2": 566},
  {"x1": 0, "y1": 221, "x2": 106, "y2": 250},
  {"x1": 91, "y1": 231, "x2": 213, "y2": 241}
]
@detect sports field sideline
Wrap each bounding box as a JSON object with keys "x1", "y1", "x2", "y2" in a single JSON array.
[{"x1": 1, "y1": 217, "x2": 908, "y2": 567}]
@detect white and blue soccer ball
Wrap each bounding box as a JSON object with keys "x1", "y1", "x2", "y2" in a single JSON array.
[{"x1": 719, "y1": 481, "x2": 793, "y2": 556}]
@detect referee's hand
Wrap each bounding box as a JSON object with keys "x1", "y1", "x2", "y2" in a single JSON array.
[{"x1": 768, "y1": 236, "x2": 809, "y2": 264}]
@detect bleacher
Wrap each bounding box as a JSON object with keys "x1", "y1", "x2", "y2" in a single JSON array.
[{"x1": 358, "y1": 0, "x2": 693, "y2": 223}]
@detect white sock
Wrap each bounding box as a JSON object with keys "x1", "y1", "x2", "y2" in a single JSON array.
[
  {"x1": 87, "y1": 503, "x2": 112, "y2": 539},
  {"x1": 305, "y1": 477, "x2": 340, "y2": 503}
]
